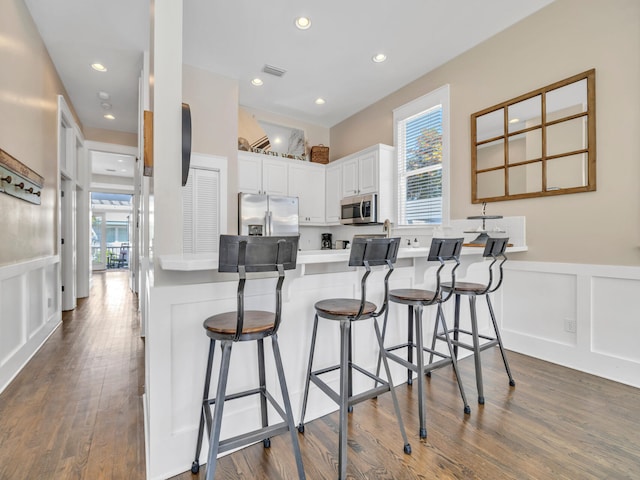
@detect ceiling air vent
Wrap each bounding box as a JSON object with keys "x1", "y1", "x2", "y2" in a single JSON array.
[{"x1": 262, "y1": 64, "x2": 287, "y2": 77}]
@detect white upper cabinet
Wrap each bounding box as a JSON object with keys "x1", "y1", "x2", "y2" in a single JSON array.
[
  {"x1": 325, "y1": 163, "x2": 342, "y2": 224},
  {"x1": 288, "y1": 162, "x2": 325, "y2": 225},
  {"x1": 340, "y1": 148, "x2": 382, "y2": 197},
  {"x1": 238, "y1": 152, "x2": 288, "y2": 195},
  {"x1": 357, "y1": 150, "x2": 378, "y2": 194},
  {"x1": 335, "y1": 144, "x2": 395, "y2": 222}
]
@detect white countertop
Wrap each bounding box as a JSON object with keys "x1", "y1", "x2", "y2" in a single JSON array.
[{"x1": 158, "y1": 245, "x2": 527, "y2": 271}]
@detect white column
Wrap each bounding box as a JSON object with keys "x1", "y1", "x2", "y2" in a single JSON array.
[{"x1": 152, "y1": 0, "x2": 183, "y2": 283}]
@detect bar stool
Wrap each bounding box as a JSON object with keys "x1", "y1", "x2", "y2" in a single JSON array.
[
  {"x1": 378, "y1": 238, "x2": 470, "y2": 440},
  {"x1": 190, "y1": 235, "x2": 305, "y2": 480},
  {"x1": 440, "y1": 236, "x2": 515, "y2": 405},
  {"x1": 297, "y1": 237, "x2": 411, "y2": 479}
]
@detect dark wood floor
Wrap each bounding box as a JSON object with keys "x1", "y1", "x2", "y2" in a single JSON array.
[{"x1": 1, "y1": 271, "x2": 639, "y2": 479}]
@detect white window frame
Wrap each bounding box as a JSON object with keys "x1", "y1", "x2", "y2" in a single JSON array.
[{"x1": 393, "y1": 84, "x2": 450, "y2": 229}]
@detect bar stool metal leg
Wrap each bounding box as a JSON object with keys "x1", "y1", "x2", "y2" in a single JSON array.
[
  {"x1": 271, "y1": 334, "x2": 306, "y2": 479},
  {"x1": 298, "y1": 314, "x2": 319, "y2": 433},
  {"x1": 192, "y1": 339, "x2": 216, "y2": 474},
  {"x1": 373, "y1": 317, "x2": 411, "y2": 453},
  {"x1": 339, "y1": 320, "x2": 350, "y2": 480},
  {"x1": 205, "y1": 341, "x2": 233, "y2": 480},
  {"x1": 407, "y1": 306, "x2": 414, "y2": 385},
  {"x1": 436, "y1": 305, "x2": 471, "y2": 414},
  {"x1": 414, "y1": 306, "x2": 427, "y2": 438},
  {"x1": 257, "y1": 338, "x2": 270, "y2": 448},
  {"x1": 468, "y1": 296, "x2": 485, "y2": 405},
  {"x1": 486, "y1": 295, "x2": 516, "y2": 387}
]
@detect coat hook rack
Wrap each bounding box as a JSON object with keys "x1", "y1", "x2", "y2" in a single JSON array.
[{"x1": 0, "y1": 148, "x2": 44, "y2": 205}]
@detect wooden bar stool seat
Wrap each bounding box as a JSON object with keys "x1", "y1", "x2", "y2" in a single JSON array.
[
  {"x1": 314, "y1": 299, "x2": 377, "y2": 318},
  {"x1": 191, "y1": 235, "x2": 305, "y2": 480},
  {"x1": 203, "y1": 311, "x2": 275, "y2": 336},
  {"x1": 378, "y1": 238, "x2": 470, "y2": 440},
  {"x1": 440, "y1": 237, "x2": 516, "y2": 405},
  {"x1": 298, "y1": 237, "x2": 411, "y2": 480}
]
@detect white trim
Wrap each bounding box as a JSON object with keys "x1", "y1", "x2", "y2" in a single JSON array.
[
  {"x1": 0, "y1": 255, "x2": 62, "y2": 394},
  {"x1": 84, "y1": 141, "x2": 138, "y2": 157},
  {"x1": 393, "y1": 84, "x2": 450, "y2": 227},
  {"x1": 501, "y1": 260, "x2": 640, "y2": 388}
]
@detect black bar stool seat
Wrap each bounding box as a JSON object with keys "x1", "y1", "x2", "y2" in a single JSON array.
[
  {"x1": 298, "y1": 237, "x2": 411, "y2": 480},
  {"x1": 379, "y1": 238, "x2": 470, "y2": 440},
  {"x1": 440, "y1": 237, "x2": 516, "y2": 405},
  {"x1": 191, "y1": 235, "x2": 305, "y2": 480}
]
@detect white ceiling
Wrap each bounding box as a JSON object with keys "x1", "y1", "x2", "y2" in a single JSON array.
[{"x1": 24, "y1": 0, "x2": 555, "y2": 138}]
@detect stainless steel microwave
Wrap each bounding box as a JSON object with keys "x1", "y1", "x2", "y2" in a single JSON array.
[{"x1": 340, "y1": 193, "x2": 378, "y2": 225}]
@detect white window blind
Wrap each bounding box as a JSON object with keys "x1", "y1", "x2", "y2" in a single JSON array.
[
  {"x1": 183, "y1": 167, "x2": 220, "y2": 254},
  {"x1": 394, "y1": 85, "x2": 450, "y2": 226}
]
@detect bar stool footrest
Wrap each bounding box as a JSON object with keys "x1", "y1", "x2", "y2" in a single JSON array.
[
  {"x1": 435, "y1": 329, "x2": 500, "y2": 353},
  {"x1": 218, "y1": 422, "x2": 290, "y2": 455},
  {"x1": 310, "y1": 363, "x2": 394, "y2": 408}
]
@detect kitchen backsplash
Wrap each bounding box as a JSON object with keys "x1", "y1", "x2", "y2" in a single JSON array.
[{"x1": 299, "y1": 216, "x2": 526, "y2": 251}]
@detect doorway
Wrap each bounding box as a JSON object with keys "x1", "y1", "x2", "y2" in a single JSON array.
[{"x1": 91, "y1": 192, "x2": 133, "y2": 271}]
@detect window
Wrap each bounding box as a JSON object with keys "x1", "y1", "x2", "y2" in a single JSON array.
[{"x1": 394, "y1": 85, "x2": 450, "y2": 226}]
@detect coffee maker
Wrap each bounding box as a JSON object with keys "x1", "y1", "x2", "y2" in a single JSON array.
[{"x1": 321, "y1": 233, "x2": 332, "y2": 250}]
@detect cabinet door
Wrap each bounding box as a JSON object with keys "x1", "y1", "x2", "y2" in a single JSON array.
[
  {"x1": 358, "y1": 150, "x2": 378, "y2": 194},
  {"x1": 262, "y1": 158, "x2": 289, "y2": 195},
  {"x1": 341, "y1": 158, "x2": 359, "y2": 197},
  {"x1": 183, "y1": 168, "x2": 220, "y2": 254},
  {"x1": 325, "y1": 163, "x2": 342, "y2": 224},
  {"x1": 238, "y1": 155, "x2": 262, "y2": 194},
  {"x1": 289, "y1": 163, "x2": 325, "y2": 224}
]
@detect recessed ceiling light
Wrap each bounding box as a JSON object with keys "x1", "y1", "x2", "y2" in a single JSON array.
[
  {"x1": 509, "y1": 118, "x2": 520, "y2": 124},
  {"x1": 91, "y1": 63, "x2": 107, "y2": 72},
  {"x1": 120, "y1": 169, "x2": 127, "y2": 172},
  {"x1": 372, "y1": 53, "x2": 387, "y2": 63},
  {"x1": 315, "y1": 98, "x2": 325, "y2": 105},
  {"x1": 104, "y1": 114, "x2": 115, "y2": 120},
  {"x1": 251, "y1": 78, "x2": 263, "y2": 86},
  {"x1": 97, "y1": 91, "x2": 110, "y2": 100},
  {"x1": 295, "y1": 16, "x2": 311, "y2": 30},
  {"x1": 101, "y1": 102, "x2": 112, "y2": 110}
]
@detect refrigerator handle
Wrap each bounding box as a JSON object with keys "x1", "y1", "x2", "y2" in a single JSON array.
[{"x1": 266, "y1": 211, "x2": 271, "y2": 236}]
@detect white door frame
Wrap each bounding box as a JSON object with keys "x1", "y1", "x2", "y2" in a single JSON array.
[
  {"x1": 57, "y1": 96, "x2": 82, "y2": 312},
  {"x1": 85, "y1": 141, "x2": 138, "y2": 291}
]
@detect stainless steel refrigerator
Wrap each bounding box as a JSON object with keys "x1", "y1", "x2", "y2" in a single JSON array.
[{"x1": 238, "y1": 193, "x2": 299, "y2": 236}]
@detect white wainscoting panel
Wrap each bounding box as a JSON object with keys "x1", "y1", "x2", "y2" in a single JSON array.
[
  {"x1": 0, "y1": 256, "x2": 61, "y2": 394},
  {"x1": 501, "y1": 261, "x2": 640, "y2": 389}
]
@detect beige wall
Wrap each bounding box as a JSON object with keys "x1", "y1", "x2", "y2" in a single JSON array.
[
  {"x1": 330, "y1": 0, "x2": 640, "y2": 266},
  {"x1": 83, "y1": 127, "x2": 138, "y2": 147},
  {"x1": 240, "y1": 105, "x2": 330, "y2": 158},
  {"x1": 0, "y1": 0, "x2": 75, "y2": 266},
  {"x1": 182, "y1": 63, "x2": 239, "y2": 234}
]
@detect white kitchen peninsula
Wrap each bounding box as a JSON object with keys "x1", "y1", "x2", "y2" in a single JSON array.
[{"x1": 144, "y1": 245, "x2": 526, "y2": 479}]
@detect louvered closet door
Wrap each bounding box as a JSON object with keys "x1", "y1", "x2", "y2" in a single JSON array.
[{"x1": 182, "y1": 167, "x2": 220, "y2": 254}]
